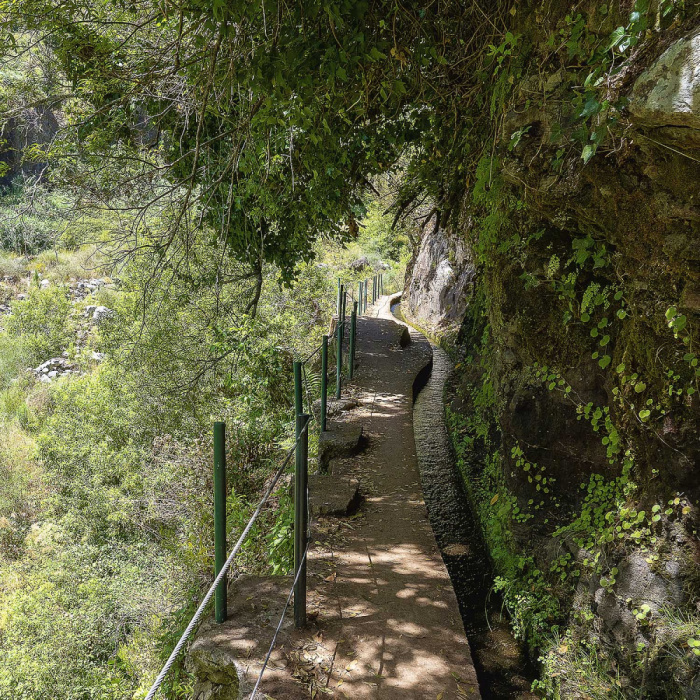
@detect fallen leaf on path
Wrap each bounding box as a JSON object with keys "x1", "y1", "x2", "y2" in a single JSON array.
[
  {"x1": 324, "y1": 572, "x2": 337, "y2": 582},
  {"x1": 345, "y1": 659, "x2": 358, "y2": 671}
]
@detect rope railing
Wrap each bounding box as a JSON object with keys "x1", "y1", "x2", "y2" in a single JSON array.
[
  {"x1": 143, "y1": 274, "x2": 386, "y2": 698},
  {"x1": 248, "y1": 543, "x2": 310, "y2": 699},
  {"x1": 144, "y1": 418, "x2": 311, "y2": 700}
]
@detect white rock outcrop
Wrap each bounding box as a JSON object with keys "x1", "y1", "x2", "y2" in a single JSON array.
[{"x1": 629, "y1": 29, "x2": 700, "y2": 129}]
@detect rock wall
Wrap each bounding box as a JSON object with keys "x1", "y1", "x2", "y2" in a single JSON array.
[
  {"x1": 404, "y1": 225, "x2": 475, "y2": 337},
  {"x1": 406, "y1": 6, "x2": 700, "y2": 697},
  {"x1": 0, "y1": 107, "x2": 59, "y2": 187}
]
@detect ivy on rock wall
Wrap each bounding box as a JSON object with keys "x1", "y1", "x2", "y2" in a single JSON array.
[{"x1": 422, "y1": 1, "x2": 700, "y2": 697}]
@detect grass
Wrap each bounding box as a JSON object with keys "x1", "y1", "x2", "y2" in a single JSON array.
[
  {"x1": 538, "y1": 633, "x2": 628, "y2": 699},
  {"x1": 0, "y1": 253, "x2": 28, "y2": 281},
  {"x1": 26, "y1": 245, "x2": 109, "y2": 283},
  {"x1": 0, "y1": 334, "x2": 31, "y2": 390}
]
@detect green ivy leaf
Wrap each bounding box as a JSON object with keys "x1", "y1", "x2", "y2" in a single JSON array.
[
  {"x1": 580, "y1": 98, "x2": 601, "y2": 119},
  {"x1": 581, "y1": 144, "x2": 596, "y2": 163},
  {"x1": 608, "y1": 26, "x2": 626, "y2": 50}
]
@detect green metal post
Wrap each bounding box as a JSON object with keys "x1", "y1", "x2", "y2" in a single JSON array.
[
  {"x1": 372, "y1": 275, "x2": 376, "y2": 303},
  {"x1": 364, "y1": 279, "x2": 368, "y2": 310},
  {"x1": 336, "y1": 317, "x2": 342, "y2": 399},
  {"x1": 320, "y1": 336, "x2": 328, "y2": 432},
  {"x1": 358, "y1": 281, "x2": 363, "y2": 316},
  {"x1": 294, "y1": 361, "x2": 303, "y2": 425},
  {"x1": 349, "y1": 301, "x2": 357, "y2": 379},
  {"x1": 337, "y1": 278, "x2": 342, "y2": 317},
  {"x1": 213, "y1": 421, "x2": 227, "y2": 623},
  {"x1": 341, "y1": 289, "x2": 347, "y2": 343},
  {"x1": 294, "y1": 413, "x2": 309, "y2": 628}
]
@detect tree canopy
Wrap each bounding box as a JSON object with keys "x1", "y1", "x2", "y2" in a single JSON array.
[{"x1": 0, "y1": 0, "x2": 508, "y2": 278}]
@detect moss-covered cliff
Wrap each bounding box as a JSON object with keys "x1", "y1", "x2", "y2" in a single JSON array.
[{"x1": 405, "y1": 2, "x2": 700, "y2": 696}]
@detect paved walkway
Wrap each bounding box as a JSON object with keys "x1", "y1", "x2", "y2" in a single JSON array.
[
  {"x1": 190, "y1": 295, "x2": 480, "y2": 699},
  {"x1": 297, "y1": 295, "x2": 479, "y2": 698}
]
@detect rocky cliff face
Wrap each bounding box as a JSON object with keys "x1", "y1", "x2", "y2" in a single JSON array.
[
  {"x1": 404, "y1": 226, "x2": 475, "y2": 338},
  {"x1": 405, "y1": 6, "x2": 700, "y2": 697},
  {"x1": 0, "y1": 107, "x2": 58, "y2": 188}
]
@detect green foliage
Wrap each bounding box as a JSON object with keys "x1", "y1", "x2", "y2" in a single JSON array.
[
  {"x1": 0, "y1": 542, "x2": 184, "y2": 700},
  {"x1": 5, "y1": 285, "x2": 75, "y2": 362},
  {"x1": 0, "y1": 181, "x2": 72, "y2": 254}
]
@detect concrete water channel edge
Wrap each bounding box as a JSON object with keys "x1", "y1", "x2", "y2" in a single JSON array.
[{"x1": 396, "y1": 301, "x2": 538, "y2": 699}]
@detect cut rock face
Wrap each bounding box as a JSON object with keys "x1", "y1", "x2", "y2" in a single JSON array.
[
  {"x1": 317, "y1": 423, "x2": 364, "y2": 472},
  {"x1": 629, "y1": 28, "x2": 700, "y2": 129},
  {"x1": 308, "y1": 474, "x2": 361, "y2": 516}
]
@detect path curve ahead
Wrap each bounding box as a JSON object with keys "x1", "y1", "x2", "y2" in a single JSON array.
[{"x1": 189, "y1": 294, "x2": 481, "y2": 700}]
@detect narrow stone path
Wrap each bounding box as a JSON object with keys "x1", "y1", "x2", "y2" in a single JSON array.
[
  {"x1": 299, "y1": 295, "x2": 480, "y2": 698},
  {"x1": 189, "y1": 295, "x2": 480, "y2": 699}
]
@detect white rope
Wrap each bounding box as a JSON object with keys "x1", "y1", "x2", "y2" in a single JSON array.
[
  {"x1": 248, "y1": 544, "x2": 310, "y2": 699},
  {"x1": 144, "y1": 418, "x2": 310, "y2": 700}
]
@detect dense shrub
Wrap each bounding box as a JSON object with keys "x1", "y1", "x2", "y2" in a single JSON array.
[
  {"x1": 0, "y1": 181, "x2": 71, "y2": 255},
  {"x1": 5, "y1": 285, "x2": 75, "y2": 362}
]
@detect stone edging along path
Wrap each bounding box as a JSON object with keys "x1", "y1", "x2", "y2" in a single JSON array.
[{"x1": 188, "y1": 294, "x2": 480, "y2": 700}]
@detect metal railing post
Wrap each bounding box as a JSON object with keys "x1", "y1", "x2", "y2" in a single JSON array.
[
  {"x1": 294, "y1": 413, "x2": 309, "y2": 628},
  {"x1": 336, "y1": 316, "x2": 342, "y2": 399},
  {"x1": 349, "y1": 301, "x2": 357, "y2": 379},
  {"x1": 320, "y1": 335, "x2": 328, "y2": 431},
  {"x1": 364, "y1": 278, "x2": 368, "y2": 310},
  {"x1": 213, "y1": 421, "x2": 227, "y2": 623},
  {"x1": 294, "y1": 360, "x2": 303, "y2": 420},
  {"x1": 358, "y1": 281, "x2": 363, "y2": 316},
  {"x1": 341, "y1": 289, "x2": 347, "y2": 343},
  {"x1": 337, "y1": 278, "x2": 342, "y2": 317}
]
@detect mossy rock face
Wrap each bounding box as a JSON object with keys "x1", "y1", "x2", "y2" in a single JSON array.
[{"x1": 406, "y1": 3, "x2": 700, "y2": 694}]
